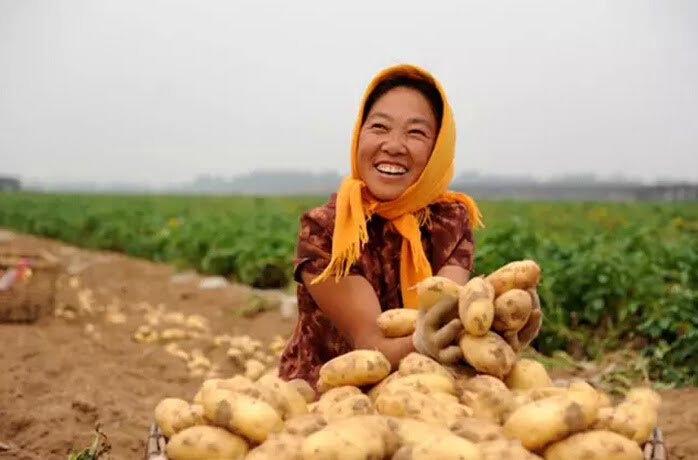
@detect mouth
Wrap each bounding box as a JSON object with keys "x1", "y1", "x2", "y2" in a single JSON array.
[{"x1": 374, "y1": 162, "x2": 408, "y2": 177}]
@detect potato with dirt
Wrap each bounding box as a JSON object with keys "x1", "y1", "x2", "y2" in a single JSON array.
[
  {"x1": 154, "y1": 398, "x2": 191, "y2": 437},
  {"x1": 397, "y1": 352, "x2": 455, "y2": 380},
  {"x1": 380, "y1": 372, "x2": 456, "y2": 397},
  {"x1": 503, "y1": 395, "x2": 589, "y2": 451},
  {"x1": 543, "y1": 430, "x2": 643, "y2": 460},
  {"x1": 457, "y1": 277, "x2": 495, "y2": 337},
  {"x1": 492, "y1": 289, "x2": 533, "y2": 333},
  {"x1": 593, "y1": 387, "x2": 661, "y2": 444},
  {"x1": 312, "y1": 385, "x2": 363, "y2": 414},
  {"x1": 478, "y1": 439, "x2": 543, "y2": 460},
  {"x1": 301, "y1": 415, "x2": 399, "y2": 460},
  {"x1": 392, "y1": 433, "x2": 483, "y2": 460},
  {"x1": 456, "y1": 375, "x2": 515, "y2": 424},
  {"x1": 458, "y1": 331, "x2": 516, "y2": 378},
  {"x1": 165, "y1": 425, "x2": 249, "y2": 460},
  {"x1": 448, "y1": 416, "x2": 506, "y2": 442},
  {"x1": 376, "y1": 389, "x2": 470, "y2": 427},
  {"x1": 201, "y1": 387, "x2": 283, "y2": 443},
  {"x1": 244, "y1": 432, "x2": 303, "y2": 460},
  {"x1": 320, "y1": 393, "x2": 375, "y2": 421},
  {"x1": 256, "y1": 374, "x2": 309, "y2": 419},
  {"x1": 286, "y1": 378, "x2": 316, "y2": 403},
  {"x1": 413, "y1": 276, "x2": 463, "y2": 310},
  {"x1": 504, "y1": 358, "x2": 553, "y2": 390},
  {"x1": 377, "y1": 308, "x2": 419, "y2": 337},
  {"x1": 318, "y1": 349, "x2": 391, "y2": 388},
  {"x1": 283, "y1": 413, "x2": 328, "y2": 436},
  {"x1": 486, "y1": 260, "x2": 541, "y2": 296}
]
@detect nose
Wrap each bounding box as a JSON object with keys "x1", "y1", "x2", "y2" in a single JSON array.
[{"x1": 381, "y1": 131, "x2": 407, "y2": 156}]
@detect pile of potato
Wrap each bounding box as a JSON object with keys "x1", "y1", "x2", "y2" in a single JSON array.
[{"x1": 153, "y1": 260, "x2": 662, "y2": 460}]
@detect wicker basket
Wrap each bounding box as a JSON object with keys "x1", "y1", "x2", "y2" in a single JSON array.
[
  {"x1": 0, "y1": 247, "x2": 60, "y2": 323},
  {"x1": 144, "y1": 422, "x2": 667, "y2": 459}
]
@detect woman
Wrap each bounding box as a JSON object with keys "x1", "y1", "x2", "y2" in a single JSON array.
[{"x1": 278, "y1": 64, "x2": 541, "y2": 390}]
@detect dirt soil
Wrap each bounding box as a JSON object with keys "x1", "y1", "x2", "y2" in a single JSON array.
[{"x1": 0, "y1": 231, "x2": 697, "y2": 460}]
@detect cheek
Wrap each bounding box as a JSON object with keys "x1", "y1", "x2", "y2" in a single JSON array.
[{"x1": 411, "y1": 142, "x2": 433, "y2": 172}]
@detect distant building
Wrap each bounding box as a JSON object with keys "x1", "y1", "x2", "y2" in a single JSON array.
[{"x1": 0, "y1": 176, "x2": 21, "y2": 191}]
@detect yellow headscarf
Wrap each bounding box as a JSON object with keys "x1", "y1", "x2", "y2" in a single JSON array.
[{"x1": 312, "y1": 63, "x2": 484, "y2": 308}]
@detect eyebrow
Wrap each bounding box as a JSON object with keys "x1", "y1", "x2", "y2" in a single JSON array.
[{"x1": 367, "y1": 111, "x2": 433, "y2": 127}]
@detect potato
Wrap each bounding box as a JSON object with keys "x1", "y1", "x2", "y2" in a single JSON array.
[
  {"x1": 245, "y1": 432, "x2": 303, "y2": 460},
  {"x1": 321, "y1": 393, "x2": 374, "y2": 421},
  {"x1": 503, "y1": 395, "x2": 589, "y2": 451},
  {"x1": 543, "y1": 430, "x2": 643, "y2": 460},
  {"x1": 625, "y1": 387, "x2": 662, "y2": 411},
  {"x1": 596, "y1": 389, "x2": 613, "y2": 408},
  {"x1": 314, "y1": 385, "x2": 363, "y2": 413},
  {"x1": 202, "y1": 387, "x2": 283, "y2": 443},
  {"x1": 376, "y1": 389, "x2": 468, "y2": 427},
  {"x1": 448, "y1": 417, "x2": 505, "y2": 442},
  {"x1": 367, "y1": 371, "x2": 403, "y2": 401},
  {"x1": 458, "y1": 277, "x2": 495, "y2": 337},
  {"x1": 413, "y1": 276, "x2": 463, "y2": 309},
  {"x1": 479, "y1": 439, "x2": 543, "y2": 460},
  {"x1": 459, "y1": 332, "x2": 516, "y2": 378},
  {"x1": 257, "y1": 374, "x2": 309, "y2": 419},
  {"x1": 165, "y1": 425, "x2": 249, "y2": 460},
  {"x1": 301, "y1": 415, "x2": 399, "y2": 460},
  {"x1": 592, "y1": 389, "x2": 659, "y2": 444},
  {"x1": 154, "y1": 398, "x2": 191, "y2": 438},
  {"x1": 283, "y1": 413, "x2": 328, "y2": 436},
  {"x1": 318, "y1": 349, "x2": 391, "y2": 388},
  {"x1": 457, "y1": 375, "x2": 512, "y2": 417},
  {"x1": 398, "y1": 352, "x2": 454, "y2": 380},
  {"x1": 381, "y1": 372, "x2": 456, "y2": 396},
  {"x1": 566, "y1": 379, "x2": 601, "y2": 425},
  {"x1": 492, "y1": 289, "x2": 533, "y2": 332},
  {"x1": 393, "y1": 433, "x2": 483, "y2": 460},
  {"x1": 171, "y1": 404, "x2": 207, "y2": 434},
  {"x1": 217, "y1": 375, "x2": 287, "y2": 418},
  {"x1": 394, "y1": 418, "x2": 452, "y2": 445},
  {"x1": 377, "y1": 309, "x2": 419, "y2": 337},
  {"x1": 193, "y1": 378, "x2": 224, "y2": 406},
  {"x1": 486, "y1": 260, "x2": 541, "y2": 296},
  {"x1": 504, "y1": 359, "x2": 553, "y2": 390},
  {"x1": 511, "y1": 387, "x2": 568, "y2": 409},
  {"x1": 286, "y1": 378, "x2": 316, "y2": 403}
]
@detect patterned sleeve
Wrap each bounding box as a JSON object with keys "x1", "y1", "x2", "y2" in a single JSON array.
[
  {"x1": 428, "y1": 202, "x2": 475, "y2": 273},
  {"x1": 292, "y1": 205, "x2": 362, "y2": 283}
]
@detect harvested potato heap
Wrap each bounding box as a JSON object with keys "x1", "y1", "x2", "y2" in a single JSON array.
[{"x1": 153, "y1": 260, "x2": 662, "y2": 460}]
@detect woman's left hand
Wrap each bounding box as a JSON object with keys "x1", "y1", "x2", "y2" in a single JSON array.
[
  {"x1": 502, "y1": 287, "x2": 542, "y2": 352},
  {"x1": 412, "y1": 296, "x2": 464, "y2": 364}
]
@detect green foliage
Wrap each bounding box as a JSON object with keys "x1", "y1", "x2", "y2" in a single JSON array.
[{"x1": 1, "y1": 193, "x2": 697, "y2": 386}]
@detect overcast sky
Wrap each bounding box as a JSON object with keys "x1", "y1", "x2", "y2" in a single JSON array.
[{"x1": 1, "y1": 0, "x2": 696, "y2": 186}]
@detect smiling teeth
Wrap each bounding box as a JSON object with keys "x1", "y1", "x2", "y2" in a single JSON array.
[{"x1": 376, "y1": 164, "x2": 407, "y2": 175}]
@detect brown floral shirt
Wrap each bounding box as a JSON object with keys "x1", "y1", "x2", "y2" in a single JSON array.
[{"x1": 278, "y1": 193, "x2": 474, "y2": 390}]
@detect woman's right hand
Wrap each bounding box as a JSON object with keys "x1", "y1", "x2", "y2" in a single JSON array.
[{"x1": 412, "y1": 296, "x2": 464, "y2": 364}]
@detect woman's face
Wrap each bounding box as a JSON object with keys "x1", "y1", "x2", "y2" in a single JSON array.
[{"x1": 357, "y1": 86, "x2": 438, "y2": 201}]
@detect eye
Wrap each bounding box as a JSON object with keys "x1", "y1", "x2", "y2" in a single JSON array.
[
  {"x1": 409, "y1": 128, "x2": 427, "y2": 137},
  {"x1": 370, "y1": 122, "x2": 388, "y2": 130}
]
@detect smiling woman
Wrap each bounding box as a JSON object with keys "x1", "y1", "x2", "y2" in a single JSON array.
[{"x1": 277, "y1": 64, "x2": 503, "y2": 393}]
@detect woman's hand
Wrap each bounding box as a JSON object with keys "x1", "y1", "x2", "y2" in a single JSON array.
[
  {"x1": 502, "y1": 287, "x2": 543, "y2": 352},
  {"x1": 412, "y1": 296, "x2": 464, "y2": 364}
]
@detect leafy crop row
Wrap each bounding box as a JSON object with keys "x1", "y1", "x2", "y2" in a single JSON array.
[{"x1": 1, "y1": 192, "x2": 696, "y2": 386}]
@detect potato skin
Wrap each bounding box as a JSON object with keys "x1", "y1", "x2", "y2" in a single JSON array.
[
  {"x1": 245, "y1": 432, "x2": 303, "y2": 460},
  {"x1": 154, "y1": 398, "x2": 191, "y2": 438},
  {"x1": 543, "y1": 430, "x2": 643, "y2": 460},
  {"x1": 318, "y1": 350, "x2": 391, "y2": 388},
  {"x1": 376, "y1": 389, "x2": 469, "y2": 427},
  {"x1": 202, "y1": 388, "x2": 283, "y2": 443},
  {"x1": 486, "y1": 260, "x2": 541, "y2": 296},
  {"x1": 479, "y1": 439, "x2": 543, "y2": 460},
  {"x1": 321, "y1": 393, "x2": 375, "y2": 421},
  {"x1": 399, "y1": 433, "x2": 484, "y2": 460},
  {"x1": 503, "y1": 395, "x2": 589, "y2": 451},
  {"x1": 492, "y1": 289, "x2": 533, "y2": 332},
  {"x1": 381, "y1": 372, "x2": 456, "y2": 396},
  {"x1": 592, "y1": 389, "x2": 659, "y2": 444},
  {"x1": 286, "y1": 378, "x2": 316, "y2": 403},
  {"x1": 301, "y1": 415, "x2": 399, "y2": 460},
  {"x1": 414, "y1": 276, "x2": 463, "y2": 309},
  {"x1": 257, "y1": 374, "x2": 309, "y2": 419},
  {"x1": 448, "y1": 417, "x2": 505, "y2": 442},
  {"x1": 398, "y1": 352, "x2": 454, "y2": 380},
  {"x1": 459, "y1": 277, "x2": 495, "y2": 337},
  {"x1": 283, "y1": 413, "x2": 328, "y2": 436},
  {"x1": 459, "y1": 332, "x2": 516, "y2": 379},
  {"x1": 504, "y1": 359, "x2": 553, "y2": 390},
  {"x1": 165, "y1": 425, "x2": 249, "y2": 460},
  {"x1": 314, "y1": 385, "x2": 363, "y2": 413},
  {"x1": 377, "y1": 309, "x2": 419, "y2": 337}
]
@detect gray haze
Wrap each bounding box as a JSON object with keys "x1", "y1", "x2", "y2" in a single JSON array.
[{"x1": 1, "y1": 0, "x2": 697, "y2": 188}]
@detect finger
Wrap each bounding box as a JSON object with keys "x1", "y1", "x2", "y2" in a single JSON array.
[
  {"x1": 433, "y1": 318, "x2": 464, "y2": 348},
  {"x1": 517, "y1": 308, "x2": 542, "y2": 348},
  {"x1": 527, "y1": 288, "x2": 541, "y2": 311},
  {"x1": 423, "y1": 296, "x2": 459, "y2": 329},
  {"x1": 438, "y1": 345, "x2": 463, "y2": 364}
]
